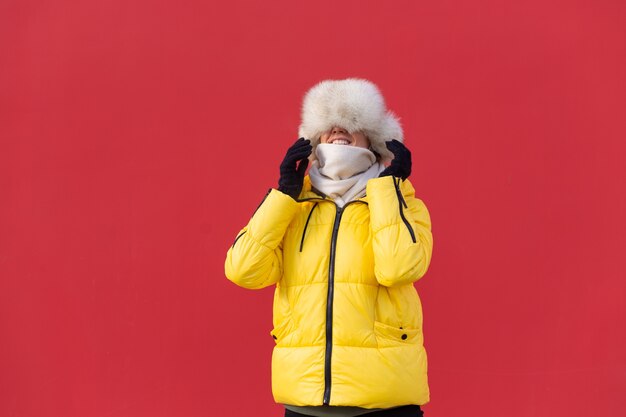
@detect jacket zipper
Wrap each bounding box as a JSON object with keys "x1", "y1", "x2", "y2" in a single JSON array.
[
  {"x1": 393, "y1": 178, "x2": 416, "y2": 243},
  {"x1": 253, "y1": 188, "x2": 273, "y2": 216},
  {"x1": 323, "y1": 200, "x2": 365, "y2": 405},
  {"x1": 299, "y1": 202, "x2": 319, "y2": 252},
  {"x1": 231, "y1": 189, "x2": 274, "y2": 249},
  {"x1": 231, "y1": 231, "x2": 246, "y2": 248}
]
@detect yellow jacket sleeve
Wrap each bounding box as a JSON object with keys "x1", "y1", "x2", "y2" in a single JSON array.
[
  {"x1": 366, "y1": 176, "x2": 433, "y2": 287},
  {"x1": 224, "y1": 188, "x2": 300, "y2": 289}
]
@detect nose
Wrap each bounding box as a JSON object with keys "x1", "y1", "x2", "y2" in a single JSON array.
[{"x1": 331, "y1": 127, "x2": 347, "y2": 134}]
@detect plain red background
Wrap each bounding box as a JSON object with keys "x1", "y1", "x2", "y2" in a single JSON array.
[{"x1": 1, "y1": 1, "x2": 625, "y2": 416}]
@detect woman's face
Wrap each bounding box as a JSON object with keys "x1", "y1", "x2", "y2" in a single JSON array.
[{"x1": 320, "y1": 126, "x2": 371, "y2": 149}]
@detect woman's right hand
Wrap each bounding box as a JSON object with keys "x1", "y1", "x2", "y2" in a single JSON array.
[{"x1": 277, "y1": 138, "x2": 312, "y2": 200}]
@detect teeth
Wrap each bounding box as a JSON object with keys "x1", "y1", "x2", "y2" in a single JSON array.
[{"x1": 332, "y1": 140, "x2": 349, "y2": 145}]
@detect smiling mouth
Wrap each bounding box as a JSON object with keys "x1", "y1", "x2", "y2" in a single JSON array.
[{"x1": 330, "y1": 138, "x2": 351, "y2": 145}]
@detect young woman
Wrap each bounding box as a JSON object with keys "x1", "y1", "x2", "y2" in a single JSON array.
[{"x1": 225, "y1": 78, "x2": 433, "y2": 417}]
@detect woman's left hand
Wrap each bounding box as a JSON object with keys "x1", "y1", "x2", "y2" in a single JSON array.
[{"x1": 379, "y1": 139, "x2": 412, "y2": 180}]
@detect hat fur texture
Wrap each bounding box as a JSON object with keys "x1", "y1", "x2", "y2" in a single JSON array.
[{"x1": 298, "y1": 78, "x2": 403, "y2": 162}]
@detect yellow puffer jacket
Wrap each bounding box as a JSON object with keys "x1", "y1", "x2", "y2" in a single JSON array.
[{"x1": 225, "y1": 174, "x2": 433, "y2": 409}]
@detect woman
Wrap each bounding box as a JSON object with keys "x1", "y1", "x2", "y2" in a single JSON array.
[{"x1": 225, "y1": 78, "x2": 433, "y2": 417}]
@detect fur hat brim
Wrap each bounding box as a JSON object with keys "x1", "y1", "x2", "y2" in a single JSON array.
[{"x1": 297, "y1": 78, "x2": 403, "y2": 162}]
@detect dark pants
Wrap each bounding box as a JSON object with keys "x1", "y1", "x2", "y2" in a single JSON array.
[{"x1": 284, "y1": 405, "x2": 424, "y2": 417}]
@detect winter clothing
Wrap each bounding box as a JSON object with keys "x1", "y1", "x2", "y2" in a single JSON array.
[
  {"x1": 379, "y1": 140, "x2": 412, "y2": 180},
  {"x1": 224, "y1": 173, "x2": 433, "y2": 409},
  {"x1": 226, "y1": 77, "x2": 432, "y2": 415},
  {"x1": 298, "y1": 79, "x2": 403, "y2": 162},
  {"x1": 278, "y1": 138, "x2": 313, "y2": 199},
  {"x1": 308, "y1": 144, "x2": 386, "y2": 207}
]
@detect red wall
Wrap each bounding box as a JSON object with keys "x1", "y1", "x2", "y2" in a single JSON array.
[{"x1": 1, "y1": 1, "x2": 625, "y2": 416}]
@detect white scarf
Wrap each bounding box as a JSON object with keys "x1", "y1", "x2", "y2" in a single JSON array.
[{"x1": 308, "y1": 144, "x2": 385, "y2": 207}]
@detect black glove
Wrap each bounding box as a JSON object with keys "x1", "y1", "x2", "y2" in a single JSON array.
[
  {"x1": 278, "y1": 138, "x2": 312, "y2": 199},
  {"x1": 379, "y1": 139, "x2": 412, "y2": 180}
]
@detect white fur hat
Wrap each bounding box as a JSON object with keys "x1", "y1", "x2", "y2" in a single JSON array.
[{"x1": 298, "y1": 78, "x2": 403, "y2": 161}]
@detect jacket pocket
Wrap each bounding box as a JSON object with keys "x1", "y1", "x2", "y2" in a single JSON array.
[
  {"x1": 270, "y1": 318, "x2": 296, "y2": 346},
  {"x1": 374, "y1": 321, "x2": 421, "y2": 348}
]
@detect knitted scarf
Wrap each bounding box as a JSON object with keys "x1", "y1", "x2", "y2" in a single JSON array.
[{"x1": 308, "y1": 144, "x2": 385, "y2": 207}]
